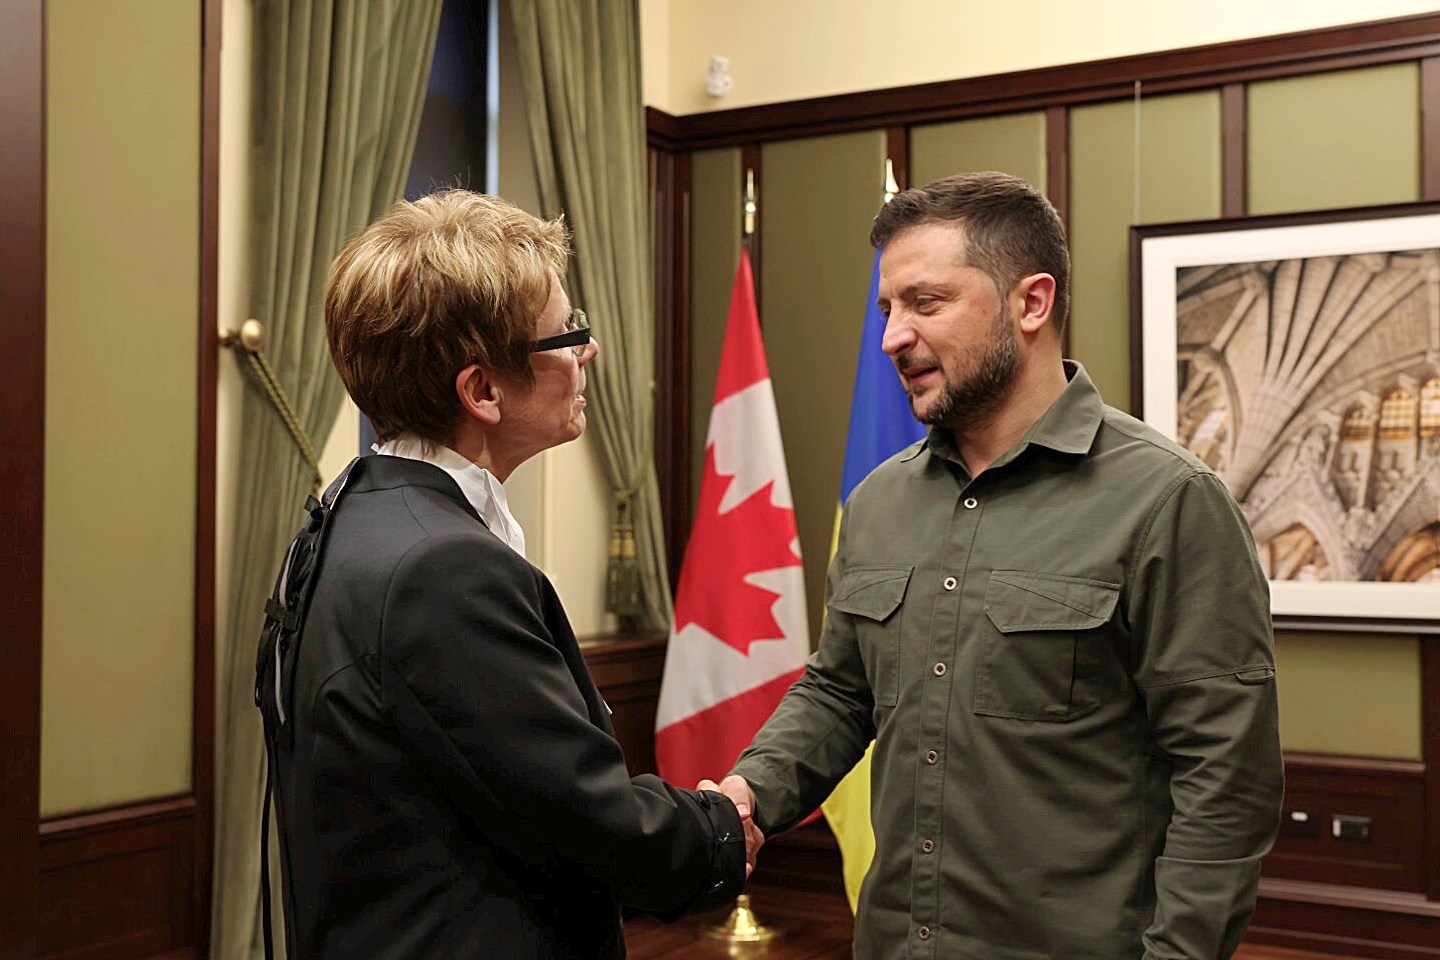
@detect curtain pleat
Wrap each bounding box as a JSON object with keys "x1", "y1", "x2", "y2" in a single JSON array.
[
  {"x1": 509, "y1": 0, "x2": 672, "y2": 632},
  {"x1": 209, "y1": 4, "x2": 441, "y2": 958}
]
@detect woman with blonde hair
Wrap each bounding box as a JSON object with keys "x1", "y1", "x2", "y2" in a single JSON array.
[{"x1": 255, "y1": 190, "x2": 752, "y2": 960}]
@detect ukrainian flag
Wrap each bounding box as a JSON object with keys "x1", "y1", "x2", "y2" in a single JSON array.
[{"x1": 820, "y1": 250, "x2": 925, "y2": 912}]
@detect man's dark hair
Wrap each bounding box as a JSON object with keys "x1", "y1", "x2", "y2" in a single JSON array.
[{"x1": 871, "y1": 171, "x2": 1070, "y2": 336}]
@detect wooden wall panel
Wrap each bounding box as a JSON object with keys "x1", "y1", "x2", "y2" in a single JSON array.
[
  {"x1": 583, "y1": 635, "x2": 668, "y2": 777},
  {"x1": 1266, "y1": 756, "x2": 1427, "y2": 893},
  {"x1": 760, "y1": 130, "x2": 887, "y2": 641},
  {"x1": 1249, "y1": 882, "x2": 1440, "y2": 959},
  {"x1": 37, "y1": 800, "x2": 196, "y2": 960}
]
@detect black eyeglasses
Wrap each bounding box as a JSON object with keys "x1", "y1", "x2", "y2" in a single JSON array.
[{"x1": 529, "y1": 307, "x2": 591, "y2": 357}]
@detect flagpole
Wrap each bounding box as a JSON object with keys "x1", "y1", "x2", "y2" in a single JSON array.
[{"x1": 701, "y1": 164, "x2": 782, "y2": 949}]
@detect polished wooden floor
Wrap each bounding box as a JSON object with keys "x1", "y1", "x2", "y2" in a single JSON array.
[{"x1": 624, "y1": 883, "x2": 1367, "y2": 960}]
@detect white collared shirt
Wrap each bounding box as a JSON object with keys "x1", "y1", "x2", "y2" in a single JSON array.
[{"x1": 372, "y1": 434, "x2": 526, "y2": 558}]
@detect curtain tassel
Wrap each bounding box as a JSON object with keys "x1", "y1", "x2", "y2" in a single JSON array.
[{"x1": 606, "y1": 493, "x2": 643, "y2": 622}]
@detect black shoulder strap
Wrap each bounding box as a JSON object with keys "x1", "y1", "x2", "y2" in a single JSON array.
[{"x1": 254, "y1": 457, "x2": 360, "y2": 959}]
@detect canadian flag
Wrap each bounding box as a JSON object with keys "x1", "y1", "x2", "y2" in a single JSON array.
[{"x1": 655, "y1": 249, "x2": 810, "y2": 791}]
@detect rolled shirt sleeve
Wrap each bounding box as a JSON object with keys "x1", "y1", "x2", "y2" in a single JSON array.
[
  {"x1": 1128, "y1": 472, "x2": 1285, "y2": 960},
  {"x1": 730, "y1": 510, "x2": 878, "y2": 836}
]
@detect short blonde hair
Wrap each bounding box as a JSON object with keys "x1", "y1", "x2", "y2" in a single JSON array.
[{"x1": 325, "y1": 190, "x2": 570, "y2": 442}]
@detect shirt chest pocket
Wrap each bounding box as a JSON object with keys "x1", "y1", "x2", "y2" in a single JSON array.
[
  {"x1": 828, "y1": 565, "x2": 913, "y2": 708},
  {"x1": 974, "y1": 570, "x2": 1120, "y2": 722}
]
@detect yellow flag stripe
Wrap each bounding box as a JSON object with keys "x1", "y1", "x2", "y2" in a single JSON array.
[{"x1": 818, "y1": 504, "x2": 875, "y2": 913}]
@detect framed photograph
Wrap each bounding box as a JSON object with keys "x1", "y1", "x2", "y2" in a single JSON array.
[{"x1": 1131, "y1": 202, "x2": 1440, "y2": 631}]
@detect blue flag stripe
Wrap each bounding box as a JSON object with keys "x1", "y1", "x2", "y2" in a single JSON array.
[{"x1": 839, "y1": 251, "x2": 926, "y2": 504}]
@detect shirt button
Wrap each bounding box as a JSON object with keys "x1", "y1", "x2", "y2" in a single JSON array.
[
  {"x1": 942, "y1": 576, "x2": 957, "y2": 591},
  {"x1": 918, "y1": 926, "x2": 931, "y2": 940},
  {"x1": 963, "y1": 497, "x2": 978, "y2": 509},
  {"x1": 933, "y1": 662, "x2": 946, "y2": 676},
  {"x1": 921, "y1": 838, "x2": 934, "y2": 853},
  {"x1": 925, "y1": 749, "x2": 938, "y2": 764}
]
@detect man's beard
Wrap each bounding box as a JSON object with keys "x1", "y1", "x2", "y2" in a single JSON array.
[{"x1": 909, "y1": 305, "x2": 1019, "y2": 430}]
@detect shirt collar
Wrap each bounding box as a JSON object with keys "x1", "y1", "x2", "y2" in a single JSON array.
[
  {"x1": 908, "y1": 360, "x2": 1105, "y2": 467},
  {"x1": 1027, "y1": 360, "x2": 1105, "y2": 456},
  {"x1": 372, "y1": 434, "x2": 527, "y2": 558}
]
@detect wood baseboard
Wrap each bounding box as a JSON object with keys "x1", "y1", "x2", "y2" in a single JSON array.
[
  {"x1": 37, "y1": 797, "x2": 197, "y2": 960},
  {"x1": 1252, "y1": 879, "x2": 1440, "y2": 958},
  {"x1": 1268, "y1": 755, "x2": 1428, "y2": 892}
]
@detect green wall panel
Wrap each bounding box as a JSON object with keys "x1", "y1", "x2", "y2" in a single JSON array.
[
  {"x1": 43, "y1": 0, "x2": 200, "y2": 816},
  {"x1": 689, "y1": 148, "x2": 743, "y2": 514},
  {"x1": 761, "y1": 130, "x2": 887, "y2": 641},
  {"x1": 909, "y1": 111, "x2": 1047, "y2": 193},
  {"x1": 1248, "y1": 63, "x2": 1420, "y2": 216},
  {"x1": 1069, "y1": 91, "x2": 1222, "y2": 412},
  {"x1": 1275, "y1": 633, "x2": 1422, "y2": 760}
]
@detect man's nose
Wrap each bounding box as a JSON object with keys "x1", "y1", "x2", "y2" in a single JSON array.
[
  {"x1": 880, "y1": 312, "x2": 913, "y2": 356},
  {"x1": 579, "y1": 336, "x2": 599, "y2": 365}
]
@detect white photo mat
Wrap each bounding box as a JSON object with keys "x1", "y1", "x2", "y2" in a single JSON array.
[{"x1": 1135, "y1": 209, "x2": 1440, "y2": 625}]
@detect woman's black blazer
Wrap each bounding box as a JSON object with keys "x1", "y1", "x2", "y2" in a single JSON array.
[{"x1": 266, "y1": 456, "x2": 744, "y2": 959}]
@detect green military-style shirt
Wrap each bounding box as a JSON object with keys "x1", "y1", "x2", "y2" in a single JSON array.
[{"x1": 732, "y1": 362, "x2": 1283, "y2": 960}]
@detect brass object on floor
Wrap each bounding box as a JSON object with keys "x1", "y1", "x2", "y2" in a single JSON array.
[{"x1": 704, "y1": 894, "x2": 779, "y2": 944}]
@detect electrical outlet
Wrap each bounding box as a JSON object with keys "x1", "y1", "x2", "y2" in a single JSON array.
[
  {"x1": 1331, "y1": 814, "x2": 1372, "y2": 842},
  {"x1": 1280, "y1": 809, "x2": 1319, "y2": 839}
]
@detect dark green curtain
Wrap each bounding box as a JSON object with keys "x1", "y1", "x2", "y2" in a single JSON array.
[
  {"x1": 509, "y1": 0, "x2": 671, "y2": 631},
  {"x1": 211, "y1": 3, "x2": 440, "y2": 957}
]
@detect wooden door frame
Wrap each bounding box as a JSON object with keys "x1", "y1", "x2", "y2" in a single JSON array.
[
  {"x1": 0, "y1": 1, "x2": 47, "y2": 957},
  {"x1": 0, "y1": 2, "x2": 219, "y2": 955}
]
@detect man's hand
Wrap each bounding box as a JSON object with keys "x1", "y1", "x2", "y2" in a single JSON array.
[{"x1": 698, "y1": 775, "x2": 763, "y2": 877}]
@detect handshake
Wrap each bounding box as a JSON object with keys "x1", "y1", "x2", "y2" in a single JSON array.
[{"x1": 697, "y1": 775, "x2": 764, "y2": 879}]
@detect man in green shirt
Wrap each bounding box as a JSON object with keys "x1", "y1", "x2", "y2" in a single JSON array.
[{"x1": 703, "y1": 172, "x2": 1283, "y2": 959}]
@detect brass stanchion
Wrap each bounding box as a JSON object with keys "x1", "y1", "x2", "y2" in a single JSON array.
[{"x1": 704, "y1": 894, "x2": 779, "y2": 945}]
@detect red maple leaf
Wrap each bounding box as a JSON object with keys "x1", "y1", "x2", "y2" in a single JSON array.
[{"x1": 673, "y1": 446, "x2": 803, "y2": 655}]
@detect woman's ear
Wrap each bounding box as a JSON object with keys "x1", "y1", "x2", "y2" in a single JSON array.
[{"x1": 456, "y1": 364, "x2": 502, "y2": 426}]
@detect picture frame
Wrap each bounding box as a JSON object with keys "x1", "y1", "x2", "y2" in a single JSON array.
[{"x1": 1130, "y1": 202, "x2": 1440, "y2": 632}]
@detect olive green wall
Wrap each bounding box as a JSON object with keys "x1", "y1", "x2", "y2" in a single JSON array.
[
  {"x1": 680, "y1": 63, "x2": 1430, "y2": 761},
  {"x1": 1069, "y1": 91, "x2": 1223, "y2": 408},
  {"x1": 1248, "y1": 63, "x2": 1420, "y2": 216},
  {"x1": 1276, "y1": 633, "x2": 1422, "y2": 760},
  {"x1": 760, "y1": 131, "x2": 887, "y2": 638},
  {"x1": 42, "y1": 0, "x2": 200, "y2": 817},
  {"x1": 689, "y1": 148, "x2": 743, "y2": 513},
  {"x1": 910, "y1": 111, "x2": 1047, "y2": 197}
]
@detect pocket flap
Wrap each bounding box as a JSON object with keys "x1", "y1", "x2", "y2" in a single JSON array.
[
  {"x1": 984, "y1": 570, "x2": 1120, "y2": 633},
  {"x1": 829, "y1": 565, "x2": 913, "y2": 623}
]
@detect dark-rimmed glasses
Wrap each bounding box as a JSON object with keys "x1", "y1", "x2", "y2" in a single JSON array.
[{"x1": 529, "y1": 308, "x2": 590, "y2": 357}]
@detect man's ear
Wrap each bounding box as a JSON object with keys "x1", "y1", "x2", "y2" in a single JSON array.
[
  {"x1": 1013, "y1": 272, "x2": 1057, "y2": 338},
  {"x1": 456, "y1": 364, "x2": 502, "y2": 426}
]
